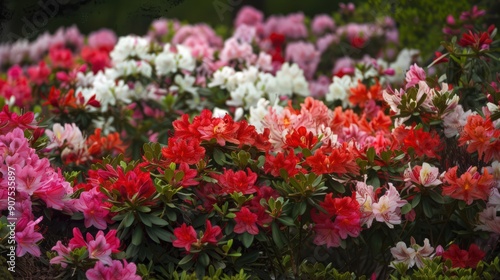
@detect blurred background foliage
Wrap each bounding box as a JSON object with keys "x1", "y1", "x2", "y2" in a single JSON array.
[{"x1": 1, "y1": 0, "x2": 499, "y2": 60}]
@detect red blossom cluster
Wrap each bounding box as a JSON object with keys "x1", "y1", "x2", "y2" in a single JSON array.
[
  {"x1": 311, "y1": 193, "x2": 362, "y2": 248},
  {"x1": 442, "y1": 244, "x2": 486, "y2": 269},
  {"x1": 173, "y1": 109, "x2": 271, "y2": 151},
  {"x1": 458, "y1": 114, "x2": 500, "y2": 163}
]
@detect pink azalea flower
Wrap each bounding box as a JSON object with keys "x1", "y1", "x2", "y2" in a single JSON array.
[
  {"x1": 235, "y1": 6, "x2": 264, "y2": 28},
  {"x1": 16, "y1": 216, "x2": 43, "y2": 257},
  {"x1": 371, "y1": 184, "x2": 407, "y2": 228},
  {"x1": 86, "y1": 260, "x2": 141, "y2": 280},
  {"x1": 313, "y1": 219, "x2": 341, "y2": 248},
  {"x1": 355, "y1": 180, "x2": 376, "y2": 228},
  {"x1": 88, "y1": 233, "x2": 113, "y2": 265},
  {"x1": 88, "y1": 29, "x2": 117, "y2": 52},
  {"x1": 49, "y1": 241, "x2": 71, "y2": 268},
  {"x1": 311, "y1": 14, "x2": 335, "y2": 35},
  {"x1": 73, "y1": 188, "x2": 110, "y2": 229},
  {"x1": 404, "y1": 162, "x2": 443, "y2": 189},
  {"x1": 390, "y1": 237, "x2": 435, "y2": 269},
  {"x1": 285, "y1": 41, "x2": 320, "y2": 80},
  {"x1": 219, "y1": 37, "x2": 254, "y2": 63},
  {"x1": 405, "y1": 63, "x2": 426, "y2": 89}
]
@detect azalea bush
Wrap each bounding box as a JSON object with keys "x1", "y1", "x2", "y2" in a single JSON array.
[{"x1": 1, "y1": 3, "x2": 500, "y2": 280}]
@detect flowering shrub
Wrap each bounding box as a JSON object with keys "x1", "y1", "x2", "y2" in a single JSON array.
[{"x1": 0, "y1": 3, "x2": 500, "y2": 280}]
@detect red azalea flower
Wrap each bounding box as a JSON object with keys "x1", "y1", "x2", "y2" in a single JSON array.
[
  {"x1": 253, "y1": 127, "x2": 272, "y2": 151},
  {"x1": 350, "y1": 36, "x2": 366, "y2": 49},
  {"x1": 161, "y1": 137, "x2": 205, "y2": 165},
  {"x1": 49, "y1": 46, "x2": 74, "y2": 69},
  {"x1": 0, "y1": 105, "x2": 37, "y2": 134},
  {"x1": 171, "y1": 163, "x2": 199, "y2": 187},
  {"x1": 173, "y1": 109, "x2": 213, "y2": 140},
  {"x1": 442, "y1": 166, "x2": 493, "y2": 205},
  {"x1": 198, "y1": 114, "x2": 240, "y2": 146},
  {"x1": 106, "y1": 165, "x2": 156, "y2": 202},
  {"x1": 442, "y1": 244, "x2": 485, "y2": 268},
  {"x1": 264, "y1": 150, "x2": 300, "y2": 177},
  {"x1": 349, "y1": 80, "x2": 382, "y2": 108},
  {"x1": 200, "y1": 221, "x2": 222, "y2": 245},
  {"x1": 87, "y1": 128, "x2": 127, "y2": 159},
  {"x1": 215, "y1": 168, "x2": 258, "y2": 195},
  {"x1": 234, "y1": 207, "x2": 259, "y2": 235},
  {"x1": 392, "y1": 125, "x2": 442, "y2": 159},
  {"x1": 458, "y1": 30, "x2": 493, "y2": 51},
  {"x1": 311, "y1": 193, "x2": 362, "y2": 248},
  {"x1": 235, "y1": 120, "x2": 257, "y2": 147},
  {"x1": 458, "y1": 115, "x2": 500, "y2": 162},
  {"x1": 305, "y1": 143, "x2": 359, "y2": 175},
  {"x1": 285, "y1": 126, "x2": 318, "y2": 150},
  {"x1": 81, "y1": 46, "x2": 111, "y2": 73},
  {"x1": 269, "y1": 33, "x2": 286, "y2": 47},
  {"x1": 173, "y1": 223, "x2": 197, "y2": 251},
  {"x1": 27, "y1": 61, "x2": 51, "y2": 85}
]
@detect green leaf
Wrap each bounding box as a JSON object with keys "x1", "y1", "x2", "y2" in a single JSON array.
[
  {"x1": 126, "y1": 244, "x2": 140, "y2": 259},
  {"x1": 137, "y1": 206, "x2": 151, "y2": 213},
  {"x1": 198, "y1": 253, "x2": 210, "y2": 267},
  {"x1": 277, "y1": 216, "x2": 295, "y2": 227},
  {"x1": 123, "y1": 212, "x2": 135, "y2": 228},
  {"x1": 331, "y1": 180, "x2": 345, "y2": 193},
  {"x1": 271, "y1": 222, "x2": 285, "y2": 249},
  {"x1": 138, "y1": 212, "x2": 152, "y2": 227},
  {"x1": 178, "y1": 254, "x2": 194, "y2": 266},
  {"x1": 429, "y1": 190, "x2": 444, "y2": 204},
  {"x1": 401, "y1": 203, "x2": 412, "y2": 215},
  {"x1": 422, "y1": 199, "x2": 433, "y2": 218},
  {"x1": 149, "y1": 214, "x2": 169, "y2": 226},
  {"x1": 145, "y1": 226, "x2": 160, "y2": 243},
  {"x1": 411, "y1": 193, "x2": 421, "y2": 208},
  {"x1": 234, "y1": 250, "x2": 259, "y2": 267},
  {"x1": 240, "y1": 232, "x2": 254, "y2": 248},
  {"x1": 213, "y1": 148, "x2": 226, "y2": 165},
  {"x1": 132, "y1": 228, "x2": 143, "y2": 246},
  {"x1": 367, "y1": 147, "x2": 375, "y2": 162},
  {"x1": 292, "y1": 201, "x2": 307, "y2": 218},
  {"x1": 154, "y1": 228, "x2": 175, "y2": 242}
]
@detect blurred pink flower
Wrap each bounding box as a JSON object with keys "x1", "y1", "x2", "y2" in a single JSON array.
[
  {"x1": 264, "y1": 13, "x2": 308, "y2": 39},
  {"x1": 311, "y1": 14, "x2": 335, "y2": 35},
  {"x1": 285, "y1": 41, "x2": 320, "y2": 79},
  {"x1": 88, "y1": 29, "x2": 117, "y2": 52},
  {"x1": 64, "y1": 25, "x2": 84, "y2": 49},
  {"x1": 460, "y1": 6, "x2": 486, "y2": 21},
  {"x1": 27, "y1": 61, "x2": 51, "y2": 85},
  {"x1": 405, "y1": 63, "x2": 426, "y2": 89},
  {"x1": 219, "y1": 37, "x2": 253, "y2": 63},
  {"x1": 234, "y1": 6, "x2": 264, "y2": 36}
]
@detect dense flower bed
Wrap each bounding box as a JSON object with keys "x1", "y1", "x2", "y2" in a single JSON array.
[{"x1": 1, "y1": 3, "x2": 499, "y2": 280}]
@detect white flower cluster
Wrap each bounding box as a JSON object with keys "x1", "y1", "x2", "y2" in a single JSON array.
[
  {"x1": 154, "y1": 44, "x2": 195, "y2": 76},
  {"x1": 110, "y1": 36, "x2": 153, "y2": 63},
  {"x1": 209, "y1": 63, "x2": 310, "y2": 111},
  {"x1": 75, "y1": 70, "x2": 131, "y2": 112},
  {"x1": 325, "y1": 75, "x2": 355, "y2": 107},
  {"x1": 74, "y1": 36, "x2": 199, "y2": 113}
]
